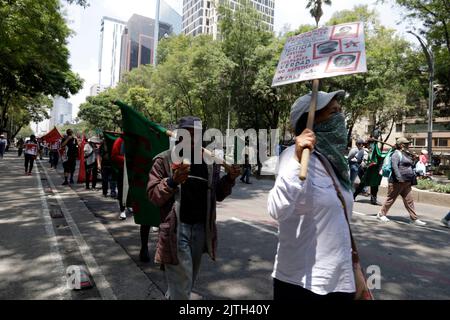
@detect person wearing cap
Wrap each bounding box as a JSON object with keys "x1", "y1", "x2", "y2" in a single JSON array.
[
  {"x1": 348, "y1": 138, "x2": 365, "y2": 186},
  {"x1": 84, "y1": 137, "x2": 100, "y2": 190},
  {"x1": 377, "y1": 137, "x2": 427, "y2": 225},
  {"x1": 268, "y1": 90, "x2": 358, "y2": 300},
  {"x1": 147, "y1": 116, "x2": 241, "y2": 300}
]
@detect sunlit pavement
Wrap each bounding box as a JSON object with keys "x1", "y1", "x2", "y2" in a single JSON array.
[{"x1": 1, "y1": 150, "x2": 449, "y2": 300}]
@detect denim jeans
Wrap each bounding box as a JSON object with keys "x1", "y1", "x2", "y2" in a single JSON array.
[
  {"x1": 165, "y1": 222, "x2": 206, "y2": 300},
  {"x1": 349, "y1": 164, "x2": 360, "y2": 185}
]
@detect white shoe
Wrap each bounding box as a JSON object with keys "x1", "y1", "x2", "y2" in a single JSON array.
[
  {"x1": 441, "y1": 218, "x2": 450, "y2": 228},
  {"x1": 412, "y1": 219, "x2": 426, "y2": 226},
  {"x1": 151, "y1": 227, "x2": 159, "y2": 232},
  {"x1": 376, "y1": 212, "x2": 390, "y2": 222},
  {"x1": 126, "y1": 207, "x2": 134, "y2": 214},
  {"x1": 119, "y1": 211, "x2": 127, "y2": 220}
]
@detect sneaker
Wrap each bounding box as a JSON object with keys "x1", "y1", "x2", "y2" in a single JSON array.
[
  {"x1": 126, "y1": 207, "x2": 134, "y2": 214},
  {"x1": 119, "y1": 211, "x2": 127, "y2": 220},
  {"x1": 27, "y1": 172, "x2": 32, "y2": 176},
  {"x1": 62, "y1": 181, "x2": 69, "y2": 185},
  {"x1": 412, "y1": 219, "x2": 427, "y2": 226},
  {"x1": 376, "y1": 212, "x2": 390, "y2": 222},
  {"x1": 441, "y1": 218, "x2": 450, "y2": 228},
  {"x1": 151, "y1": 227, "x2": 159, "y2": 232}
]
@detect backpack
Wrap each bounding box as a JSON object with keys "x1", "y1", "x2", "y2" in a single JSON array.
[{"x1": 381, "y1": 149, "x2": 402, "y2": 178}]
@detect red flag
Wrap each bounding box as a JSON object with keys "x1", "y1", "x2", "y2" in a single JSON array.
[
  {"x1": 77, "y1": 135, "x2": 87, "y2": 183},
  {"x1": 41, "y1": 127, "x2": 62, "y2": 143}
]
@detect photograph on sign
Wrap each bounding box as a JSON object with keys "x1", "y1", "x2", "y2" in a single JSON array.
[
  {"x1": 272, "y1": 22, "x2": 367, "y2": 87},
  {"x1": 330, "y1": 23, "x2": 360, "y2": 40},
  {"x1": 325, "y1": 52, "x2": 360, "y2": 72}
]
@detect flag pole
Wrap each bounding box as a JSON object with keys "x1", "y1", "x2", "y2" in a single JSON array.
[{"x1": 299, "y1": 79, "x2": 320, "y2": 180}]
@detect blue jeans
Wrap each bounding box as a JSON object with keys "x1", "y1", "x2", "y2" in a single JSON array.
[
  {"x1": 350, "y1": 164, "x2": 360, "y2": 184},
  {"x1": 165, "y1": 222, "x2": 206, "y2": 300}
]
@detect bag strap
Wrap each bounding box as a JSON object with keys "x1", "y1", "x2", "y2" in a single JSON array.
[{"x1": 316, "y1": 153, "x2": 360, "y2": 264}]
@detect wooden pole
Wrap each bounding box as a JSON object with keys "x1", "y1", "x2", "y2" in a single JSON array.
[{"x1": 299, "y1": 79, "x2": 320, "y2": 180}]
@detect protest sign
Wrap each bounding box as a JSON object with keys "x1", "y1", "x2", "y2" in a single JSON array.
[
  {"x1": 272, "y1": 22, "x2": 367, "y2": 87},
  {"x1": 24, "y1": 143, "x2": 38, "y2": 156}
]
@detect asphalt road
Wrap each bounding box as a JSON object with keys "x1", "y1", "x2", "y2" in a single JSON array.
[{"x1": 1, "y1": 151, "x2": 449, "y2": 300}]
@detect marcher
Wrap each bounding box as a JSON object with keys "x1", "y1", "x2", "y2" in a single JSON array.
[
  {"x1": 84, "y1": 138, "x2": 100, "y2": 190},
  {"x1": 61, "y1": 129, "x2": 79, "y2": 185},
  {"x1": 348, "y1": 138, "x2": 365, "y2": 185},
  {"x1": 377, "y1": 137, "x2": 427, "y2": 225},
  {"x1": 111, "y1": 135, "x2": 127, "y2": 220},
  {"x1": 441, "y1": 211, "x2": 450, "y2": 228},
  {"x1": 49, "y1": 139, "x2": 60, "y2": 169},
  {"x1": 24, "y1": 135, "x2": 39, "y2": 175},
  {"x1": 0, "y1": 134, "x2": 7, "y2": 159},
  {"x1": 100, "y1": 140, "x2": 117, "y2": 198},
  {"x1": 268, "y1": 90, "x2": 359, "y2": 301},
  {"x1": 16, "y1": 138, "x2": 25, "y2": 157},
  {"x1": 240, "y1": 154, "x2": 252, "y2": 184},
  {"x1": 354, "y1": 138, "x2": 383, "y2": 205},
  {"x1": 147, "y1": 116, "x2": 240, "y2": 299}
]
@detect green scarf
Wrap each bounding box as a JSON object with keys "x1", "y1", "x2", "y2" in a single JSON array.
[{"x1": 314, "y1": 112, "x2": 352, "y2": 191}]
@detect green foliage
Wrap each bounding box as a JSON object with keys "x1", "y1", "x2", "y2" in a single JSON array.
[
  {"x1": 0, "y1": 0, "x2": 83, "y2": 135},
  {"x1": 306, "y1": 0, "x2": 332, "y2": 27},
  {"x1": 17, "y1": 125, "x2": 34, "y2": 139},
  {"x1": 416, "y1": 179, "x2": 450, "y2": 193}
]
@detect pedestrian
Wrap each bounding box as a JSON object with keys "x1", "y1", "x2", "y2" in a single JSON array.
[
  {"x1": 441, "y1": 211, "x2": 450, "y2": 228},
  {"x1": 354, "y1": 138, "x2": 383, "y2": 205},
  {"x1": 24, "y1": 135, "x2": 38, "y2": 175},
  {"x1": 348, "y1": 138, "x2": 365, "y2": 186},
  {"x1": 61, "y1": 129, "x2": 78, "y2": 185},
  {"x1": 240, "y1": 153, "x2": 252, "y2": 184},
  {"x1": 268, "y1": 90, "x2": 364, "y2": 301},
  {"x1": 377, "y1": 137, "x2": 427, "y2": 225},
  {"x1": 147, "y1": 116, "x2": 241, "y2": 299},
  {"x1": 37, "y1": 138, "x2": 44, "y2": 160},
  {"x1": 111, "y1": 134, "x2": 129, "y2": 220},
  {"x1": 415, "y1": 149, "x2": 428, "y2": 177},
  {"x1": 0, "y1": 134, "x2": 7, "y2": 159},
  {"x1": 84, "y1": 138, "x2": 100, "y2": 190},
  {"x1": 99, "y1": 140, "x2": 117, "y2": 198},
  {"x1": 16, "y1": 138, "x2": 24, "y2": 157},
  {"x1": 49, "y1": 139, "x2": 60, "y2": 169}
]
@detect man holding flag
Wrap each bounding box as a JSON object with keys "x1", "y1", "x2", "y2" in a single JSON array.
[{"x1": 147, "y1": 116, "x2": 241, "y2": 300}]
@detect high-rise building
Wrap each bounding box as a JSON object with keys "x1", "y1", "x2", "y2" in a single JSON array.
[
  {"x1": 160, "y1": 0, "x2": 183, "y2": 35},
  {"x1": 49, "y1": 96, "x2": 73, "y2": 128},
  {"x1": 120, "y1": 14, "x2": 173, "y2": 75},
  {"x1": 182, "y1": 0, "x2": 275, "y2": 38},
  {"x1": 98, "y1": 17, "x2": 127, "y2": 88},
  {"x1": 90, "y1": 84, "x2": 107, "y2": 97}
]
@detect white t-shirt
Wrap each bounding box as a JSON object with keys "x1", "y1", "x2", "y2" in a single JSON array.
[{"x1": 268, "y1": 145, "x2": 355, "y2": 295}]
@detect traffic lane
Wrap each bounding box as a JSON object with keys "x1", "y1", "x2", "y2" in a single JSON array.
[{"x1": 0, "y1": 154, "x2": 67, "y2": 299}]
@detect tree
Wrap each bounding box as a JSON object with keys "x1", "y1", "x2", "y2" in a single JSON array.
[
  {"x1": 306, "y1": 0, "x2": 332, "y2": 27},
  {"x1": 78, "y1": 89, "x2": 122, "y2": 131},
  {"x1": 0, "y1": 0, "x2": 83, "y2": 135},
  {"x1": 381, "y1": 0, "x2": 450, "y2": 106}
]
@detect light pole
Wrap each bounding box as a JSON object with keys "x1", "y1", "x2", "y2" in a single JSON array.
[
  {"x1": 153, "y1": 0, "x2": 160, "y2": 66},
  {"x1": 407, "y1": 30, "x2": 434, "y2": 158}
]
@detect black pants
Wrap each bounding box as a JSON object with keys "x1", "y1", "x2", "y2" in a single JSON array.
[
  {"x1": 50, "y1": 151, "x2": 59, "y2": 168},
  {"x1": 24, "y1": 154, "x2": 35, "y2": 173},
  {"x1": 240, "y1": 166, "x2": 251, "y2": 183},
  {"x1": 85, "y1": 163, "x2": 98, "y2": 188},
  {"x1": 101, "y1": 166, "x2": 116, "y2": 196},
  {"x1": 273, "y1": 278, "x2": 354, "y2": 301},
  {"x1": 18, "y1": 148, "x2": 23, "y2": 157}
]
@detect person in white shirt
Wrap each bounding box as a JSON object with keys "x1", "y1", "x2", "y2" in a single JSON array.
[{"x1": 268, "y1": 90, "x2": 357, "y2": 301}]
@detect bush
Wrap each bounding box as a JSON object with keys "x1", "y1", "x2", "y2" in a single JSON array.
[{"x1": 416, "y1": 179, "x2": 450, "y2": 193}]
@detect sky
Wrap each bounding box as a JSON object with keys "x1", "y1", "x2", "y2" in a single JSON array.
[{"x1": 63, "y1": 0, "x2": 416, "y2": 119}]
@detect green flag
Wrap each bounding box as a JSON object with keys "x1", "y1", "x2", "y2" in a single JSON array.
[
  {"x1": 114, "y1": 100, "x2": 170, "y2": 226},
  {"x1": 102, "y1": 131, "x2": 120, "y2": 173}
]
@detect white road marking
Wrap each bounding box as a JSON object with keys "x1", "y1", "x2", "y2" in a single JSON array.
[
  {"x1": 35, "y1": 165, "x2": 71, "y2": 300},
  {"x1": 231, "y1": 217, "x2": 278, "y2": 236},
  {"x1": 39, "y1": 161, "x2": 117, "y2": 300}
]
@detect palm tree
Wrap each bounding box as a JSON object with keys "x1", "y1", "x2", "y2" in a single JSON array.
[{"x1": 306, "y1": 0, "x2": 332, "y2": 27}]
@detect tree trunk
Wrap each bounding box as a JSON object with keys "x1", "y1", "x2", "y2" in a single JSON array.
[{"x1": 383, "y1": 119, "x2": 395, "y2": 143}]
